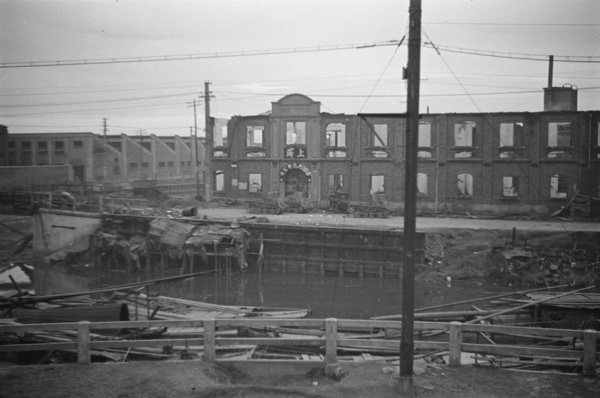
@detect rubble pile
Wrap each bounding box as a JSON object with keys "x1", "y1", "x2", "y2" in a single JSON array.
[{"x1": 491, "y1": 244, "x2": 600, "y2": 287}]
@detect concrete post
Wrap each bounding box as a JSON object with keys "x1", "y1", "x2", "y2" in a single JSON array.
[
  {"x1": 449, "y1": 321, "x2": 463, "y2": 367},
  {"x1": 77, "y1": 321, "x2": 91, "y2": 364}
]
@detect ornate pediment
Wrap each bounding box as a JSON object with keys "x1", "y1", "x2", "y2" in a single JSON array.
[
  {"x1": 272, "y1": 93, "x2": 321, "y2": 117},
  {"x1": 278, "y1": 94, "x2": 314, "y2": 106}
]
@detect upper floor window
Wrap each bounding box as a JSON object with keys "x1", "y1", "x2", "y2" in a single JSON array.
[
  {"x1": 547, "y1": 122, "x2": 573, "y2": 159},
  {"x1": 373, "y1": 124, "x2": 388, "y2": 147},
  {"x1": 158, "y1": 162, "x2": 166, "y2": 168},
  {"x1": 215, "y1": 125, "x2": 228, "y2": 147},
  {"x1": 548, "y1": 122, "x2": 571, "y2": 148},
  {"x1": 21, "y1": 141, "x2": 31, "y2": 152},
  {"x1": 454, "y1": 122, "x2": 476, "y2": 147},
  {"x1": 499, "y1": 122, "x2": 523, "y2": 147},
  {"x1": 286, "y1": 121, "x2": 306, "y2": 145},
  {"x1": 7, "y1": 142, "x2": 15, "y2": 152},
  {"x1": 326, "y1": 123, "x2": 346, "y2": 147},
  {"x1": 326, "y1": 123, "x2": 347, "y2": 158},
  {"x1": 418, "y1": 123, "x2": 432, "y2": 159},
  {"x1": 37, "y1": 141, "x2": 48, "y2": 153},
  {"x1": 73, "y1": 140, "x2": 84, "y2": 149},
  {"x1": 454, "y1": 122, "x2": 476, "y2": 158},
  {"x1": 54, "y1": 141, "x2": 65, "y2": 153},
  {"x1": 246, "y1": 126, "x2": 264, "y2": 147}
]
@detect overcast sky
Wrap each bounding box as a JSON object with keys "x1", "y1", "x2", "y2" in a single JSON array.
[{"x1": 1, "y1": 0, "x2": 598, "y2": 136}]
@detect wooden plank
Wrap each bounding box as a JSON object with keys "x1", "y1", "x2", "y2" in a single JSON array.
[{"x1": 462, "y1": 343, "x2": 585, "y2": 359}]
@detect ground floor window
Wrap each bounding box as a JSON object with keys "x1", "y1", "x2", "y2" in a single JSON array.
[
  {"x1": 550, "y1": 174, "x2": 567, "y2": 199},
  {"x1": 502, "y1": 176, "x2": 519, "y2": 198},
  {"x1": 215, "y1": 170, "x2": 225, "y2": 192},
  {"x1": 417, "y1": 173, "x2": 428, "y2": 197},
  {"x1": 249, "y1": 173, "x2": 262, "y2": 193},
  {"x1": 456, "y1": 173, "x2": 473, "y2": 197},
  {"x1": 370, "y1": 175, "x2": 384, "y2": 195},
  {"x1": 328, "y1": 174, "x2": 344, "y2": 189}
]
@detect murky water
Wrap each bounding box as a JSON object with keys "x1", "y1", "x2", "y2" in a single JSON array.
[{"x1": 77, "y1": 269, "x2": 515, "y2": 319}]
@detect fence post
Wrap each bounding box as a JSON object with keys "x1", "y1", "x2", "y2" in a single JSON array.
[
  {"x1": 583, "y1": 329, "x2": 597, "y2": 377},
  {"x1": 325, "y1": 318, "x2": 338, "y2": 365},
  {"x1": 204, "y1": 318, "x2": 216, "y2": 363},
  {"x1": 77, "y1": 321, "x2": 91, "y2": 364},
  {"x1": 448, "y1": 321, "x2": 462, "y2": 367}
]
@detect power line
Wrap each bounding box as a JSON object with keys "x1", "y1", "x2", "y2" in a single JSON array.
[
  {"x1": 423, "y1": 43, "x2": 600, "y2": 63},
  {"x1": 424, "y1": 22, "x2": 600, "y2": 27},
  {"x1": 0, "y1": 40, "x2": 402, "y2": 69}
]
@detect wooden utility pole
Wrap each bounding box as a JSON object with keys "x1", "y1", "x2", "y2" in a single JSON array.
[
  {"x1": 203, "y1": 81, "x2": 213, "y2": 202},
  {"x1": 400, "y1": 0, "x2": 422, "y2": 396},
  {"x1": 102, "y1": 118, "x2": 108, "y2": 182}
]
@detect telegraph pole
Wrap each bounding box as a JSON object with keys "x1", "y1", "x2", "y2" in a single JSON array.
[
  {"x1": 400, "y1": 0, "x2": 422, "y2": 396},
  {"x1": 102, "y1": 118, "x2": 108, "y2": 182},
  {"x1": 203, "y1": 81, "x2": 213, "y2": 202},
  {"x1": 193, "y1": 100, "x2": 200, "y2": 199}
]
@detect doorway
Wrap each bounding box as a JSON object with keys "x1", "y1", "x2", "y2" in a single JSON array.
[{"x1": 284, "y1": 168, "x2": 309, "y2": 198}]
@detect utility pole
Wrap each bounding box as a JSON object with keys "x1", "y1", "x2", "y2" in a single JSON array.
[
  {"x1": 138, "y1": 129, "x2": 144, "y2": 180},
  {"x1": 400, "y1": 0, "x2": 421, "y2": 396},
  {"x1": 203, "y1": 81, "x2": 213, "y2": 202},
  {"x1": 102, "y1": 118, "x2": 108, "y2": 183},
  {"x1": 191, "y1": 100, "x2": 200, "y2": 199}
]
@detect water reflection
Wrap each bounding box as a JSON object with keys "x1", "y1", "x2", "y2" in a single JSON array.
[{"x1": 89, "y1": 269, "x2": 511, "y2": 320}]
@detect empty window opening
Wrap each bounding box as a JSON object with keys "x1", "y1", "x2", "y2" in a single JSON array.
[
  {"x1": 370, "y1": 175, "x2": 385, "y2": 195},
  {"x1": 418, "y1": 123, "x2": 431, "y2": 147},
  {"x1": 548, "y1": 122, "x2": 571, "y2": 148},
  {"x1": 502, "y1": 176, "x2": 518, "y2": 198},
  {"x1": 373, "y1": 124, "x2": 388, "y2": 147},
  {"x1": 550, "y1": 175, "x2": 567, "y2": 199},
  {"x1": 454, "y1": 122, "x2": 476, "y2": 147},
  {"x1": 326, "y1": 123, "x2": 346, "y2": 147},
  {"x1": 328, "y1": 174, "x2": 344, "y2": 190},
  {"x1": 249, "y1": 173, "x2": 262, "y2": 193},
  {"x1": 286, "y1": 121, "x2": 306, "y2": 145},
  {"x1": 499, "y1": 122, "x2": 523, "y2": 147},
  {"x1": 247, "y1": 126, "x2": 264, "y2": 147},
  {"x1": 456, "y1": 173, "x2": 473, "y2": 197},
  {"x1": 417, "y1": 173, "x2": 428, "y2": 197},
  {"x1": 215, "y1": 170, "x2": 225, "y2": 192}
]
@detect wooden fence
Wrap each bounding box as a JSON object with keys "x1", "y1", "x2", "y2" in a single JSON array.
[{"x1": 0, "y1": 319, "x2": 597, "y2": 376}]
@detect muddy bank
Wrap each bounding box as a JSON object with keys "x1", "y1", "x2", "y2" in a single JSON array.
[{"x1": 421, "y1": 229, "x2": 600, "y2": 288}]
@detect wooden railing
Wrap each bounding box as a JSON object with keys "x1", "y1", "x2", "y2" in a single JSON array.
[{"x1": 0, "y1": 319, "x2": 597, "y2": 376}]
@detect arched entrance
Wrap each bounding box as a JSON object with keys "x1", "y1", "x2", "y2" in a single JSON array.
[{"x1": 280, "y1": 163, "x2": 311, "y2": 198}]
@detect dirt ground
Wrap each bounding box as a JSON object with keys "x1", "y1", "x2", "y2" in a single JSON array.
[{"x1": 1, "y1": 359, "x2": 600, "y2": 398}]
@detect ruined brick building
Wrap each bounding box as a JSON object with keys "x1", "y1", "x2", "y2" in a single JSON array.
[{"x1": 213, "y1": 87, "x2": 599, "y2": 215}]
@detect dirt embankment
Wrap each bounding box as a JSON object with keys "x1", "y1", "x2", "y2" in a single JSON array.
[{"x1": 420, "y1": 229, "x2": 600, "y2": 288}]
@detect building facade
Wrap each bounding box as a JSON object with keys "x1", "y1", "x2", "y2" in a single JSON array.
[
  {"x1": 212, "y1": 93, "x2": 599, "y2": 215},
  {"x1": 1, "y1": 129, "x2": 205, "y2": 190}
]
